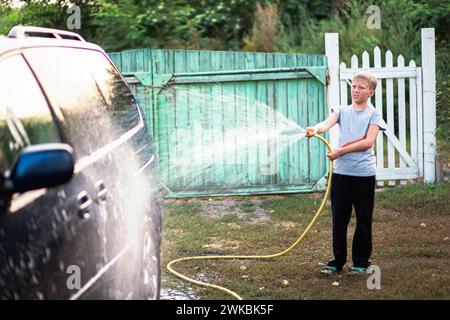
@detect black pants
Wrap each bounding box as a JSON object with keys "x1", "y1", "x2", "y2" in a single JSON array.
[{"x1": 328, "y1": 173, "x2": 376, "y2": 270}]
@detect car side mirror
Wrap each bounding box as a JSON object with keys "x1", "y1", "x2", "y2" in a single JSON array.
[{"x1": 5, "y1": 143, "x2": 75, "y2": 194}]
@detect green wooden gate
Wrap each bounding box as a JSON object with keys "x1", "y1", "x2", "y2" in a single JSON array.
[{"x1": 109, "y1": 49, "x2": 329, "y2": 197}]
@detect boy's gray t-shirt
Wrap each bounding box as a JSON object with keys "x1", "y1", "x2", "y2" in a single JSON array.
[{"x1": 332, "y1": 105, "x2": 386, "y2": 177}]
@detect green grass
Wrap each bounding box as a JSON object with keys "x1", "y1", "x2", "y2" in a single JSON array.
[{"x1": 161, "y1": 184, "x2": 450, "y2": 300}]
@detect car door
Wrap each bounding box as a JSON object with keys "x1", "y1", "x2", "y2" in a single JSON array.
[
  {"x1": 22, "y1": 46, "x2": 161, "y2": 299},
  {"x1": 0, "y1": 52, "x2": 100, "y2": 299}
]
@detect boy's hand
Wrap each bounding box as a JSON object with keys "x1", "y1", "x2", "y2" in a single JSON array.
[
  {"x1": 305, "y1": 127, "x2": 317, "y2": 138},
  {"x1": 327, "y1": 148, "x2": 344, "y2": 160}
]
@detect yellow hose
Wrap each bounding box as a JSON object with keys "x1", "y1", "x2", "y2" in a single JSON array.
[{"x1": 167, "y1": 133, "x2": 333, "y2": 300}]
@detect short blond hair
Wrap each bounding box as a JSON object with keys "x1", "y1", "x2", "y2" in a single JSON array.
[{"x1": 353, "y1": 71, "x2": 377, "y2": 90}]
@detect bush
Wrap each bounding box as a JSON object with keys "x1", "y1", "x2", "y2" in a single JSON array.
[
  {"x1": 436, "y1": 80, "x2": 450, "y2": 162},
  {"x1": 242, "y1": 3, "x2": 280, "y2": 52}
]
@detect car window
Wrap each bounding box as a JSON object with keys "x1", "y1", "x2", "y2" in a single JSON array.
[
  {"x1": 23, "y1": 47, "x2": 141, "y2": 160},
  {"x1": 0, "y1": 54, "x2": 60, "y2": 174}
]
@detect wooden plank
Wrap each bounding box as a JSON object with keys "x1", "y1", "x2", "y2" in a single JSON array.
[
  {"x1": 311, "y1": 50, "x2": 326, "y2": 179},
  {"x1": 409, "y1": 60, "x2": 418, "y2": 172},
  {"x1": 339, "y1": 62, "x2": 348, "y2": 105},
  {"x1": 256, "y1": 80, "x2": 270, "y2": 185},
  {"x1": 245, "y1": 52, "x2": 257, "y2": 187},
  {"x1": 362, "y1": 51, "x2": 371, "y2": 105},
  {"x1": 169, "y1": 71, "x2": 314, "y2": 84},
  {"x1": 221, "y1": 51, "x2": 237, "y2": 187},
  {"x1": 266, "y1": 53, "x2": 277, "y2": 185},
  {"x1": 210, "y1": 52, "x2": 225, "y2": 187},
  {"x1": 173, "y1": 51, "x2": 189, "y2": 188},
  {"x1": 374, "y1": 46, "x2": 385, "y2": 186},
  {"x1": 340, "y1": 67, "x2": 417, "y2": 79},
  {"x1": 351, "y1": 54, "x2": 358, "y2": 70},
  {"x1": 255, "y1": 53, "x2": 270, "y2": 185},
  {"x1": 173, "y1": 50, "x2": 187, "y2": 73},
  {"x1": 143, "y1": 50, "x2": 153, "y2": 124},
  {"x1": 108, "y1": 52, "x2": 122, "y2": 70},
  {"x1": 120, "y1": 50, "x2": 132, "y2": 73},
  {"x1": 174, "y1": 66, "x2": 321, "y2": 77},
  {"x1": 159, "y1": 88, "x2": 176, "y2": 188},
  {"x1": 165, "y1": 49, "x2": 174, "y2": 74},
  {"x1": 421, "y1": 28, "x2": 436, "y2": 182},
  {"x1": 171, "y1": 50, "x2": 187, "y2": 188},
  {"x1": 297, "y1": 55, "x2": 309, "y2": 184},
  {"x1": 325, "y1": 33, "x2": 340, "y2": 149},
  {"x1": 286, "y1": 53, "x2": 300, "y2": 184},
  {"x1": 274, "y1": 53, "x2": 289, "y2": 185},
  {"x1": 143, "y1": 49, "x2": 151, "y2": 72},
  {"x1": 134, "y1": 49, "x2": 145, "y2": 72},
  {"x1": 163, "y1": 51, "x2": 179, "y2": 188},
  {"x1": 199, "y1": 50, "x2": 213, "y2": 187},
  {"x1": 385, "y1": 50, "x2": 396, "y2": 186},
  {"x1": 186, "y1": 51, "x2": 203, "y2": 189},
  {"x1": 152, "y1": 50, "x2": 174, "y2": 188},
  {"x1": 157, "y1": 92, "x2": 170, "y2": 187},
  {"x1": 142, "y1": 86, "x2": 153, "y2": 136},
  {"x1": 233, "y1": 52, "x2": 247, "y2": 186},
  {"x1": 375, "y1": 167, "x2": 419, "y2": 180},
  {"x1": 307, "y1": 79, "x2": 320, "y2": 183},
  {"x1": 416, "y1": 67, "x2": 424, "y2": 176},
  {"x1": 397, "y1": 55, "x2": 407, "y2": 185},
  {"x1": 318, "y1": 79, "x2": 327, "y2": 179}
]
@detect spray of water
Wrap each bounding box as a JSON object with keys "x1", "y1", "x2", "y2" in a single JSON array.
[{"x1": 156, "y1": 84, "x2": 309, "y2": 193}]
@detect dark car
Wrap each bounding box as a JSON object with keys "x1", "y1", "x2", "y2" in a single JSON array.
[{"x1": 0, "y1": 26, "x2": 161, "y2": 300}]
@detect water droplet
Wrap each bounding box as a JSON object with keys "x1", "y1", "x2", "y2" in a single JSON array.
[
  {"x1": 32, "y1": 274, "x2": 39, "y2": 285},
  {"x1": 36, "y1": 291, "x2": 44, "y2": 300}
]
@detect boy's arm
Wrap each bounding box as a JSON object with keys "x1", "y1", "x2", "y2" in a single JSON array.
[
  {"x1": 327, "y1": 124, "x2": 380, "y2": 160},
  {"x1": 306, "y1": 112, "x2": 338, "y2": 136}
]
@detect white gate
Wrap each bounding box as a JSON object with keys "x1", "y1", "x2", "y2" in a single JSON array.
[{"x1": 325, "y1": 28, "x2": 437, "y2": 184}]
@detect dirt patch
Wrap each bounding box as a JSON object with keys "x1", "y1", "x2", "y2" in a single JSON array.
[
  {"x1": 274, "y1": 221, "x2": 299, "y2": 229},
  {"x1": 222, "y1": 222, "x2": 241, "y2": 230},
  {"x1": 202, "y1": 237, "x2": 242, "y2": 250},
  {"x1": 198, "y1": 199, "x2": 272, "y2": 224}
]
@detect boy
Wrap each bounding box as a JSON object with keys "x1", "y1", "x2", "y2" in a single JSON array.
[{"x1": 306, "y1": 71, "x2": 386, "y2": 275}]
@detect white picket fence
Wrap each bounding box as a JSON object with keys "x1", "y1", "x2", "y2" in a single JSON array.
[{"x1": 325, "y1": 28, "x2": 437, "y2": 184}]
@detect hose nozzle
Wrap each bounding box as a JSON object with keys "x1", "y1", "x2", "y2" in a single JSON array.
[{"x1": 305, "y1": 128, "x2": 315, "y2": 138}]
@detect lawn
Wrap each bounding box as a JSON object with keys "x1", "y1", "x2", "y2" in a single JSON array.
[{"x1": 161, "y1": 183, "x2": 450, "y2": 300}]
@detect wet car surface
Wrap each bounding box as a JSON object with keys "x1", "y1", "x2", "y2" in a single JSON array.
[{"x1": 0, "y1": 27, "x2": 162, "y2": 300}]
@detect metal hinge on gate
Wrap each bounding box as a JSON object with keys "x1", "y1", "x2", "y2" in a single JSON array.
[{"x1": 122, "y1": 72, "x2": 174, "y2": 88}]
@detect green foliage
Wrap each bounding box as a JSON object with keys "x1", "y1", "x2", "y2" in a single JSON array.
[
  {"x1": 242, "y1": 2, "x2": 279, "y2": 52},
  {"x1": 275, "y1": 0, "x2": 448, "y2": 82},
  {"x1": 0, "y1": 1, "x2": 101, "y2": 40},
  {"x1": 436, "y1": 80, "x2": 450, "y2": 162},
  {"x1": 0, "y1": 0, "x2": 448, "y2": 82},
  {"x1": 92, "y1": 0, "x2": 258, "y2": 51},
  {"x1": 0, "y1": 6, "x2": 21, "y2": 35},
  {"x1": 277, "y1": 1, "x2": 418, "y2": 64}
]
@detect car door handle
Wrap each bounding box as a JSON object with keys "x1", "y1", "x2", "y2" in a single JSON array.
[
  {"x1": 77, "y1": 191, "x2": 92, "y2": 218},
  {"x1": 95, "y1": 180, "x2": 107, "y2": 201}
]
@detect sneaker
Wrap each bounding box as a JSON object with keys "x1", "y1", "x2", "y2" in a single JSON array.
[
  {"x1": 347, "y1": 267, "x2": 368, "y2": 276},
  {"x1": 320, "y1": 266, "x2": 340, "y2": 275}
]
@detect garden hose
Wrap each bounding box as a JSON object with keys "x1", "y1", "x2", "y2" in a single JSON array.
[{"x1": 167, "y1": 133, "x2": 333, "y2": 300}]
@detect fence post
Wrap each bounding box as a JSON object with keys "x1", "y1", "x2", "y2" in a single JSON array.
[
  {"x1": 421, "y1": 28, "x2": 436, "y2": 183},
  {"x1": 325, "y1": 33, "x2": 340, "y2": 148}
]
